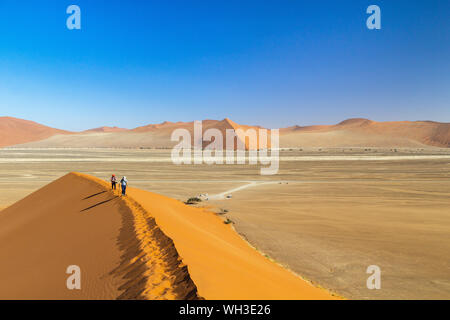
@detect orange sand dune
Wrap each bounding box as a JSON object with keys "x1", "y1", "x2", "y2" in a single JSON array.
[
  {"x1": 0, "y1": 173, "x2": 337, "y2": 300},
  {"x1": 0, "y1": 116, "x2": 71, "y2": 147},
  {"x1": 132, "y1": 118, "x2": 268, "y2": 150},
  {"x1": 281, "y1": 118, "x2": 450, "y2": 148}
]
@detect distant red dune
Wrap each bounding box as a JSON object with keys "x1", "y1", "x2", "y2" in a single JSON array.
[
  {"x1": 280, "y1": 118, "x2": 450, "y2": 148},
  {"x1": 0, "y1": 117, "x2": 71, "y2": 147}
]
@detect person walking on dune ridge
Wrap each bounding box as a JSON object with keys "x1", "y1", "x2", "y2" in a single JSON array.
[
  {"x1": 111, "y1": 174, "x2": 117, "y2": 190},
  {"x1": 120, "y1": 176, "x2": 128, "y2": 196}
]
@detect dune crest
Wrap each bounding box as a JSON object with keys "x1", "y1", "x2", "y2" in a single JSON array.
[{"x1": 104, "y1": 177, "x2": 200, "y2": 300}]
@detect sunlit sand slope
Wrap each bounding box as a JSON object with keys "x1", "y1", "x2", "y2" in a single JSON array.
[{"x1": 126, "y1": 184, "x2": 337, "y2": 299}]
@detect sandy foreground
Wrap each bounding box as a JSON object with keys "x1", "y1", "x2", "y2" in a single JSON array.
[
  {"x1": 0, "y1": 148, "x2": 449, "y2": 299},
  {"x1": 0, "y1": 172, "x2": 336, "y2": 299}
]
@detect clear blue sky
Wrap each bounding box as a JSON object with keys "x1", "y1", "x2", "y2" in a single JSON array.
[{"x1": 0, "y1": 0, "x2": 448, "y2": 131}]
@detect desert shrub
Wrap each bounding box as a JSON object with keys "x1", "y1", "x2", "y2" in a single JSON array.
[
  {"x1": 224, "y1": 218, "x2": 234, "y2": 225},
  {"x1": 185, "y1": 197, "x2": 202, "y2": 205}
]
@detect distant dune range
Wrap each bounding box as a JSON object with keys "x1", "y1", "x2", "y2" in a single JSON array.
[
  {"x1": 1, "y1": 116, "x2": 449, "y2": 149},
  {"x1": 0, "y1": 172, "x2": 336, "y2": 299}
]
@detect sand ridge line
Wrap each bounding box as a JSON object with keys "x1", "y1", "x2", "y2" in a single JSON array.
[{"x1": 73, "y1": 173, "x2": 201, "y2": 300}]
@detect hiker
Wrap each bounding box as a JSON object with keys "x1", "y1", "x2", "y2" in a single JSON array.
[
  {"x1": 111, "y1": 174, "x2": 117, "y2": 190},
  {"x1": 120, "y1": 176, "x2": 128, "y2": 196}
]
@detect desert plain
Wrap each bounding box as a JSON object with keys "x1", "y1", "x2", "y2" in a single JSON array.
[{"x1": 1, "y1": 147, "x2": 449, "y2": 299}]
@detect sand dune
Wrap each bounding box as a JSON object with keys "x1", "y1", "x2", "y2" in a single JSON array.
[
  {"x1": 0, "y1": 116, "x2": 71, "y2": 147},
  {"x1": 121, "y1": 118, "x2": 267, "y2": 149},
  {"x1": 4, "y1": 116, "x2": 449, "y2": 149},
  {"x1": 0, "y1": 172, "x2": 336, "y2": 299},
  {"x1": 280, "y1": 118, "x2": 450, "y2": 148}
]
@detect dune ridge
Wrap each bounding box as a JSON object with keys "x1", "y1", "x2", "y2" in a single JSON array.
[{"x1": 70, "y1": 173, "x2": 201, "y2": 300}]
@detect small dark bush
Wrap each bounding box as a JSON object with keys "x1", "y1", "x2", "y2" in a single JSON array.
[
  {"x1": 224, "y1": 218, "x2": 234, "y2": 225},
  {"x1": 185, "y1": 197, "x2": 202, "y2": 205}
]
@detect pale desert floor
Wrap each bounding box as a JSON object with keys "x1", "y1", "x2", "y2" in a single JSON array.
[{"x1": 1, "y1": 147, "x2": 449, "y2": 299}]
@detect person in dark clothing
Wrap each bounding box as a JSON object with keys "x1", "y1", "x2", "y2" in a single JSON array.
[
  {"x1": 120, "y1": 176, "x2": 128, "y2": 196},
  {"x1": 111, "y1": 174, "x2": 117, "y2": 190}
]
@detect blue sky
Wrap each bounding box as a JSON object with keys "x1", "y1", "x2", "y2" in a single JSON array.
[{"x1": 0, "y1": 0, "x2": 448, "y2": 131}]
